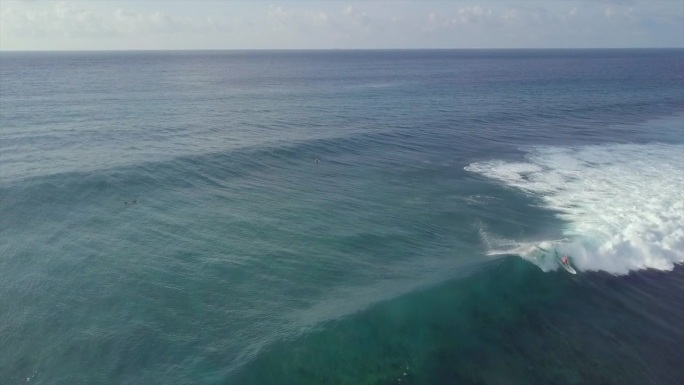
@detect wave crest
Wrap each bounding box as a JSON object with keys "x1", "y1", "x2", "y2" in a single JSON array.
[{"x1": 467, "y1": 143, "x2": 684, "y2": 275}]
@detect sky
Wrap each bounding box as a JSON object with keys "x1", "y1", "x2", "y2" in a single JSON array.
[{"x1": 0, "y1": 0, "x2": 683, "y2": 50}]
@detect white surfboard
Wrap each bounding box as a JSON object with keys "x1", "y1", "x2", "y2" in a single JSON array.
[
  {"x1": 535, "y1": 244, "x2": 577, "y2": 274},
  {"x1": 556, "y1": 255, "x2": 577, "y2": 274}
]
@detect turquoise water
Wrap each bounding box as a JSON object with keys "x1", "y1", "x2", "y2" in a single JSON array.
[{"x1": 1, "y1": 50, "x2": 683, "y2": 384}]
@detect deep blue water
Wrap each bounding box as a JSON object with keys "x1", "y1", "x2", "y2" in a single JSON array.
[{"x1": 1, "y1": 49, "x2": 683, "y2": 385}]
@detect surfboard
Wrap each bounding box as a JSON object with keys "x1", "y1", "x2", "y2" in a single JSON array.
[
  {"x1": 535, "y1": 245, "x2": 577, "y2": 274},
  {"x1": 556, "y1": 255, "x2": 577, "y2": 274}
]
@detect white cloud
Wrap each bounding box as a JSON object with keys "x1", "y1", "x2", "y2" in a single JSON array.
[
  {"x1": 304, "y1": 10, "x2": 329, "y2": 27},
  {"x1": 0, "y1": 0, "x2": 682, "y2": 50},
  {"x1": 605, "y1": 7, "x2": 615, "y2": 18},
  {"x1": 1, "y1": 1, "x2": 110, "y2": 39},
  {"x1": 340, "y1": 5, "x2": 371, "y2": 28},
  {"x1": 1, "y1": 1, "x2": 223, "y2": 45},
  {"x1": 456, "y1": 5, "x2": 491, "y2": 24}
]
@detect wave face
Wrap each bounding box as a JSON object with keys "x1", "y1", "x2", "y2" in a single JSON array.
[{"x1": 467, "y1": 143, "x2": 684, "y2": 275}]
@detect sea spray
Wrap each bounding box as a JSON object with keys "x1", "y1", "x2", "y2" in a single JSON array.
[{"x1": 467, "y1": 143, "x2": 684, "y2": 275}]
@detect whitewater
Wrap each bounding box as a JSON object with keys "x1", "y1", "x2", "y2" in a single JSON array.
[{"x1": 467, "y1": 142, "x2": 684, "y2": 275}]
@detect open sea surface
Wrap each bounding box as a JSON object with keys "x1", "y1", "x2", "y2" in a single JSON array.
[{"x1": 1, "y1": 49, "x2": 683, "y2": 384}]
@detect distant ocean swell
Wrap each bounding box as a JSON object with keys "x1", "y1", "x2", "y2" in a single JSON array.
[
  {"x1": 2, "y1": 50, "x2": 684, "y2": 385},
  {"x1": 1, "y1": 122, "x2": 483, "y2": 379}
]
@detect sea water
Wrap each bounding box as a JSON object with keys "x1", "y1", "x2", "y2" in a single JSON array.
[{"x1": 1, "y1": 49, "x2": 683, "y2": 384}]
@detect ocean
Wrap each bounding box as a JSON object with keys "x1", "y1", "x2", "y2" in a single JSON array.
[{"x1": 0, "y1": 49, "x2": 683, "y2": 385}]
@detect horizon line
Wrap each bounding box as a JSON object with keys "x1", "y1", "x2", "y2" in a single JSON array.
[{"x1": 2, "y1": 47, "x2": 683, "y2": 53}]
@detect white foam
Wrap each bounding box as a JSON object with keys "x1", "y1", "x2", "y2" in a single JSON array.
[
  {"x1": 478, "y1": 223, "x2": 563, "y2": 272},
  {"x1": 466, "y1": 143, "x2": 684, "y2": 275}
]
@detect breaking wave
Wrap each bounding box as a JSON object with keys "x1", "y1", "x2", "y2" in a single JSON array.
[{"x1": 467, "y1": 143, "x2": 684, "y2": 275}]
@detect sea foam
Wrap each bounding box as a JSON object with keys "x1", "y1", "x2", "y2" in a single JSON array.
[{"x1": 466, "y1": 143, "x2": 684, "y2": 275}]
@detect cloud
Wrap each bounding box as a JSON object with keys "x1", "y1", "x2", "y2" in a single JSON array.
[
  {"x1": 1, "y1": 1, "x2": 113, "y2": 39},
  {"x1": 264, "y1": 4, "x2": 333, "y2": 47},
  {"x1": 1, "y1": 1, "x2": 223, "y2": 42},
  {"x1": 500, "y1": 5, "x2": 550, "y2": 26},
  {"x1": 263, "y1": 4, "x2": 378, "y2": 47},
  {"x1": 1, "y1": 0, "x2": 682, "y2": 50},
  {"x1": 593, "y1": 0, "x2": 637, "y2": 5},
  {"x1": 455, "y1": 5, "x2": 492, "y2": 24},
  {"x1": 114, "y1": 8, "x2": 186, "y2": 35},
  {"x1": 342, "y1": 5, "x2": 370, "y2": 27},
  {"x1": 305, "y1": 10, "x2": 329, "y2": 27}
]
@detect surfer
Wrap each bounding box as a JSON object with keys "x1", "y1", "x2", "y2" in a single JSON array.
[{"x1": 556, "y1": 253, "x2": 576, "y2": 274}]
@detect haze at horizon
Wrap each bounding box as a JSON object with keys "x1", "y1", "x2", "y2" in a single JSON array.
[{"x1": 1, "y1": 0, "x2": 683, "y2": 51}]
